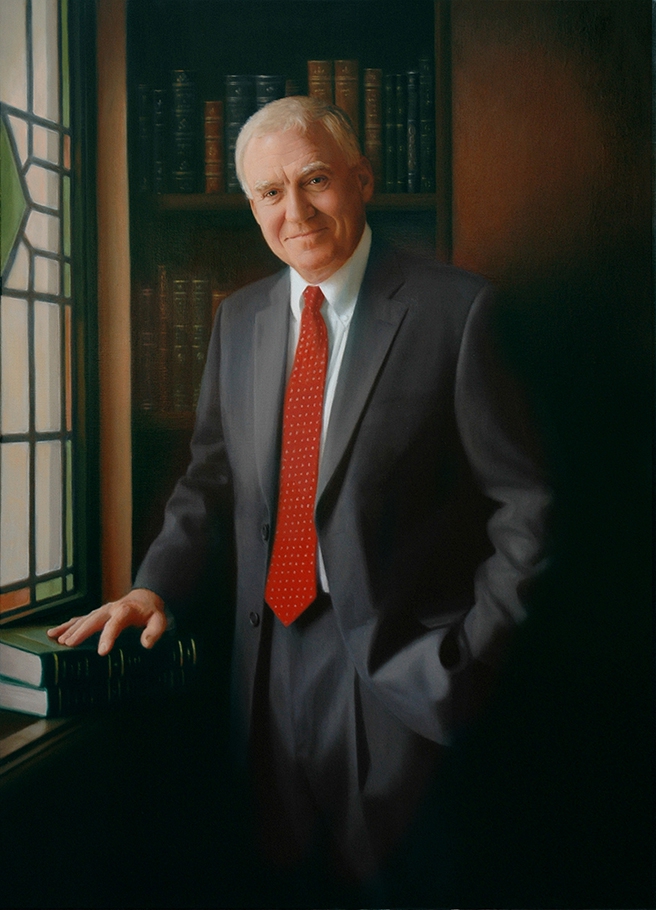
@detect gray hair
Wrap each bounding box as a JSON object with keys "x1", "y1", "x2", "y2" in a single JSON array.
[{"x1": 235, "y1": 95, "x2": 362, "y2": 198}]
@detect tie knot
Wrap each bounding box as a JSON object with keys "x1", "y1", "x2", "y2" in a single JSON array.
[{"x1": 303, "y1": 285, "x2": 324, "y2": 313}]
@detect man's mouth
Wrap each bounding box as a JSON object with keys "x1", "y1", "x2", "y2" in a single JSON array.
[{"x1": 285, "y1": 227, "x2": 326, "y2": 242}]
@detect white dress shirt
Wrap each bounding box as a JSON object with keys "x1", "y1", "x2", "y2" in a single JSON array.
[{"x1": 287, "y1": 223, "x2": 372, "y2": 591}]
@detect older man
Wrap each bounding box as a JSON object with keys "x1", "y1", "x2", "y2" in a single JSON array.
[{"x1": 50, "y1": 96, "x2": 549, "y2": 890}]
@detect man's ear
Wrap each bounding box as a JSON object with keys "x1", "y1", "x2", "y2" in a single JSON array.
[{"x1": 358, "y1": 157, "x2": 375, "y2": 202}]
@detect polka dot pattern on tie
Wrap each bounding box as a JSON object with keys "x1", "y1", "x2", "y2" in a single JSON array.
[{"x1": 265, "y1": 286, "x2": 328, "y2": 626}]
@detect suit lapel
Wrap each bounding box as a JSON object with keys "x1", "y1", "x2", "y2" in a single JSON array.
[
  {"x1": 318, "y1": 245, "x2": 409, "y2": 500},
  {"x1": 254, "y1": 271, "x2": 290, "y2": 510}
]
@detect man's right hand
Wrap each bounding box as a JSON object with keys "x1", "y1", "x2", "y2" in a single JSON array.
[{"x1": 47, "y1": 588, "x2": 167, "y2": 655}]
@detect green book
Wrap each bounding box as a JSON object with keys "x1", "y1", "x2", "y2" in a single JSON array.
[
  {"x1": 0, "y1": 666, "x2": 194, "y2": 718},
  {"x1": 0, "y1": 624, "x2": 198, "y2": 688}
]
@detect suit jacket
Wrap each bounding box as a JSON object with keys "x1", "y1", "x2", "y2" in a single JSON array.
[{"x1": 135, "y1": 240, "x2": 550, "y2": 752}]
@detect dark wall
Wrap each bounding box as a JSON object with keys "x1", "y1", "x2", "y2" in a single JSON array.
[{"x1": 414, "y1": 4, "x2": 654, "y2": 907}]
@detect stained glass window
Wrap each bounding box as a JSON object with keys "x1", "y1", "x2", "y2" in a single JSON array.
[{"x1": 1, "y1": 0, "x2": 87, "y2": 619}]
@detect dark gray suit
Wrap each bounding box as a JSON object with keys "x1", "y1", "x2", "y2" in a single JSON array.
[{"x1": 135, "y1": 240, "x2": 550, "y2": 876}]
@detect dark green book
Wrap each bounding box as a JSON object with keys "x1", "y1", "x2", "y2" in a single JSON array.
[
  {"x1": 0, "y1": 624, "x2": 198, "y2": 688},
  {"x1": 0, "y1": 666, "x2": 194, "y2": 718}
]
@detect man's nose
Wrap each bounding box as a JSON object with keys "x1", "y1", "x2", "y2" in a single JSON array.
[{"x1": 285, "y1": 186, "x2": 314, "y2": 223}]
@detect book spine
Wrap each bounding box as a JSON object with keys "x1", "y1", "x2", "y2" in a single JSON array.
[
  {"x1": 157, "y1": 264, "x2": 170, "y2": 413},
  {"x1": 52, "y1": 665, "x2": 196, "y2": 716},
  {"x1": 334, "y1": 59, "x2": 359, "y2": 135},
  {"x1": 152, "y1": 88, "x2": 167, "y2": 193},
  {"x1": 137, "y1": 284, "x2": 157, "y2": 412},
  {"x1": 383, "y1": 73, "x2": 397, "y2": 193},
  {"x1": 0, "y1": 632, "x2": 199, "y2": 695},
  {"x1": 225, "y1": 75, "x2": 256, "y2": 193},
  {"x1": 137, "y1": 83, "x2": 152, "y2": 193},
  {"x1": 42, "y1": 645, "x2": 124, "y2": 686},
  {"x1": 363, "y1": 68, "x2": 383, "y2": 190},
  {"x1": 170, "y1": 69, "x2": 199, "y2": 193},
  {"x1": 255, "y1": 74, "x2": 286, "y2": 109},
  {"x1": 191, "y1": 277, "x2": 210, "y2": 410},
  {"x1": 406, "y1": 69, "x2": 419, "y2": 193},
  {"x1": 171, "y1": 276, "x2": 191, "y2": 412},
  {"x1": 204, "y1": 100, "x2": 224, "y2": 194},
  {"x1": 418, "y1": 56, "x2": 436, "y2": 193},
  {"x1": 307, "y1": 59, "x2": 334, "y2": 103},
  {"x1": 395, "y1": 74, "x2": 408, "y2": 193}
]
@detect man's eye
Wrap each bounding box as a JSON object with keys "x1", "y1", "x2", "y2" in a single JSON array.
[
  {"x1": 308, "y1": 176, "x2": 326, "y2": 186},
  {"x1": 264, "y1": 189, "x2": 279, "y2": 199}
]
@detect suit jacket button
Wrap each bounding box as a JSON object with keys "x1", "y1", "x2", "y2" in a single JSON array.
[
  {"x1": 261, "y1": 523, "x2": 270, "y2": 541},
  {"x1": 249, "y1": 611, "x2": 260, "y2": 628}
]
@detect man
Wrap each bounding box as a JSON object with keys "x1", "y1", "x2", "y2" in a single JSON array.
[{"x1": 49, "y1": 97, "x2": 549, "y2": 894}]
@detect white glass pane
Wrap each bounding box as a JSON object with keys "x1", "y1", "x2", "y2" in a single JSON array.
[
  {"x1": 25, "y1": 209, "x2": 60, "y2": 253},
  {"x1": 34, "y1": 299, "x2": 61, "y2": 431},
  {"x1": 8, "y1": 114, "x2": 29, "y2": 165},
  {"x1": 34, "y1": 255, "x2": 60, "y2": 294},
  {"x1": 33, "y1": 124, "x2": 60, "y2": 164},
  {"x1": 5, "y1": 241, "x2": 30, "y2": 291},
  {"x1": 0, "y1": 442, "x2": 30, "y2": 586},
  {"x1": 32, "y1": 0, "x2": 59, "y2": 123},
  {"x1": 35, "y1": 439, "x2": 63, "y2": 575},
  {"x1": 0, "y1": 295, "x2": 30, "y2": 434},
  {"x1": 26, "y1": 162, "x2": 60, "y2": 209},
  {"x1": 0, "y1": 0, "x2": 28, "y2": 110}
]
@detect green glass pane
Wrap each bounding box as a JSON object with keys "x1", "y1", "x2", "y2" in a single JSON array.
[
  {"x1": 64, "y1": 261, "x2": 71, "y2": 296},
  {"x1": 63, "y1": 175, "x2": 70, "y2": 256},
  {"x1": 1, "y1": 118, "x2": 28, "y2": 274},
  {"x1": 36, "y1": 577, "x2": 64, "y2": 601},
  {"x1": 61, "y1": 0, "x2": 70, "y2": 128},
  {"x1": 66, "y1": 573, "x2": 74, "y2": 591},
  {"x1": 66, "y1": 440, "x2": 73, "y2": 567}
]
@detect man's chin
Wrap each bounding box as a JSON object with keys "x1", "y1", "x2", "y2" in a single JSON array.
[{"x1": 289, "y1": 250, "x2": 339, "y2": 284}]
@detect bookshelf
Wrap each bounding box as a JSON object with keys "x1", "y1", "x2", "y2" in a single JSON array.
[{"x1": 126, "y1": 0, "x2": 451, "y2": 566}]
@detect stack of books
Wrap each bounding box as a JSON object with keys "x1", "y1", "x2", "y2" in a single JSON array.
[{"x1": 0, "y1": 624, "x2": 199, "y2": 717}]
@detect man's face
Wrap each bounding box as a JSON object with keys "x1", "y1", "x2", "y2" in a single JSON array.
[{"x1": 243, "y1": 123, "x2": 374, "y2": 285}]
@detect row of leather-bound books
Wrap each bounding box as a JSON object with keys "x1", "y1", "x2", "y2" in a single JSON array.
[
  {"x1": 136, "y1": 57, "x2": 435, "y2": 196},
  {"x1": 133, "y1": 266, "x2": 228, "y2": 418}
]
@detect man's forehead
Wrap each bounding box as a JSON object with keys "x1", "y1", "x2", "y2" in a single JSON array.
[{"x1": 245, "y1": 126, "x2": 339, "y2": 173}]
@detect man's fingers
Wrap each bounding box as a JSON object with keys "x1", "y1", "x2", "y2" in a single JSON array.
[
  {"x1": 46, "y1": 590, "x2": 166, "y2": 655},
  {"x1": 97, "y1": 601, "x2": 145, "y2": 655},
  {"x1": 47, "y1": 617, "x2": 78, "y2": 638},
  {"x1": 50, "y1": 608, "x2": 111, "y2": 647},
  {"x1": 140, "y1": 608, "x2": 168, "y2": 649}
]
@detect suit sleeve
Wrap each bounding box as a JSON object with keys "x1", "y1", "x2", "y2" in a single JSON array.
[
  {"x1": 453, "y1": 285, "x2": 551, "y2": 669},
  {"x1": 364, "y1": 284, "x2": 551, "y2": 744}
]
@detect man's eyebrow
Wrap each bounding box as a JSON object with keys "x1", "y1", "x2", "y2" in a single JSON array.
[
  {"x1": 253, "y1": 178, "x2": 279, "y2": 194},
  {"x1": 298, "y1": 160, "x2": 332, "y2": 178}
]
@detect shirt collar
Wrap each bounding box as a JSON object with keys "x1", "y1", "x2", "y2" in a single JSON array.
[{"x1": 289, "y1": 223, "x2": 372, "y2": 325}]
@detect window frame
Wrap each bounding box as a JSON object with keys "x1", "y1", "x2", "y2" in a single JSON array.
[{"x1": 0, "y1": 0, "x2": 100, "y2": 626}]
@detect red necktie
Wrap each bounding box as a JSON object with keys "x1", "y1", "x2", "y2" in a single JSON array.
[{"x1": 265, "y1": 286, "x2": 328, "y2": 625}]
